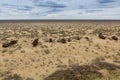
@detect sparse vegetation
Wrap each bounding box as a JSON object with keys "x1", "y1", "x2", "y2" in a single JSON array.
[{"x1": 0, "y1": 21, "x2": 120, "y2": 80}]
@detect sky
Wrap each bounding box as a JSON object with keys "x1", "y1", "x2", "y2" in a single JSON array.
[{"x1": 0, "y1": 0, "x2": 120, "y2": 19}]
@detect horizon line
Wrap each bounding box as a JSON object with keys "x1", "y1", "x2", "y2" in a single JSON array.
[{"x1": 0, "y1": 19, "x2": 120, "y2": 21}]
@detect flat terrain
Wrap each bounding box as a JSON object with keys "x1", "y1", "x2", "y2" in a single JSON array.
[{"x1": 0, "y1": 21, "x2": 120, "y2": 80}]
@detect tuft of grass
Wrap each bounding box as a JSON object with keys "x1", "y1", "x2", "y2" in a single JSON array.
[{"x1": 44, "y1": 49, "x2": 50, "y2": 54}]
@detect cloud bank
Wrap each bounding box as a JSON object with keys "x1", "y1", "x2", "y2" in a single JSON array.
[{"x1": 0, "y1": 0, "x2": 120, "y2": 19}]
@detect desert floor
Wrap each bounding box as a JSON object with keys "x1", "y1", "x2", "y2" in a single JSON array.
[{"x1": 0, "y1": 21, "x2": 120, "y2": 80}]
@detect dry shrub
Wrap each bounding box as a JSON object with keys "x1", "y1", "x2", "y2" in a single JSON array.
[
  {"x1": 98, "y1": 33, "x2": 106, "y2": 39},
  {"x1": 57, "y1": 38, "x2": 66, "y2": 44},
  {"x1": 32, "y1": 38, "x2": 39, "y2": 47},
  {"x1": 112, "y1": 36, "x2": 118, "y2": 40},
  {"x1": 2, "y1": 40, "x2": 17, "y2": 48},
  {"x1": 67, "y1": 38, "x2": 71, "y2": 42},
  {"x1": 41, "y1": 45, "x2": 48, "y2": 48},
  {"x1": 49, "y1": 38, "x2": 53, "y2": 43}
]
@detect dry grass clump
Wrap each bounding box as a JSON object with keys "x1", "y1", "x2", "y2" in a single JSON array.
[
  {"x1": 44, "y1": 49, "x2": 50, "y2": 54},
  {"x1": 1, "y1": 49, "x2": 8, "y2": 53},
  {"x1": 20, "y1": 50, "x2": 26, "y2": 53},
  {"x1": 57, "y1": 38, "x2": 67, "y2": 44},
  {"x1": 117, "y1": 52, "x2": 120, "y2": 56},
  {"x1": 72, "y1": 36, "x2": 81, "y2": 40}
]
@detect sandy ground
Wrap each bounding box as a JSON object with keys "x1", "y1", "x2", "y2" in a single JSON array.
[{"x1": 0, "y1": 21, "x2": 120, "y2": 80}]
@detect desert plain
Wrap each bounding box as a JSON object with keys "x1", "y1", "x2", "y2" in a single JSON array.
[{"x1": 0, "y1": 20, "x2": 120, "y2": 80}]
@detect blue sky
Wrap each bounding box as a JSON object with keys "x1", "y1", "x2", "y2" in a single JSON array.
[{"x1": 0, "y1": 0, "x2": 120, "y2": 19}]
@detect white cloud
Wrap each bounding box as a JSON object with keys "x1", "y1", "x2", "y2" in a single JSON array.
[
  {"x1": 0, "y1": 0, "x2": 120, "y2": 19},
  {"x1": 43, "y1": 6, "x2": 120, "y2": 19}
]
